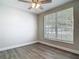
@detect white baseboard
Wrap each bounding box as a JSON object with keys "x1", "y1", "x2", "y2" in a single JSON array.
[
  {"x1": 0, "y1": 41, "x2": 79, "y2": 55},
  {"x1": 38, "y1": 41, "x2": 79, "y2": 55},
  {"x1": 0, "y1": 41, "x2": 37, "y2": 52}
]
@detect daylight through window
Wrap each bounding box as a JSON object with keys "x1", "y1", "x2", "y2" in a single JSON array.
[{"x1": 44, "y1": 7, "x2": 74, "y2": 44}]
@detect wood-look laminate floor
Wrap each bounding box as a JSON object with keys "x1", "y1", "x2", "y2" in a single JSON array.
[{"x1": 0, "y1": 43, "x2": 79, "y2": 59}]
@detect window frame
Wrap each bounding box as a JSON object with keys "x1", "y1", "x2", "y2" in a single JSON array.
[{"x1": 43, "y1": 7, "x2": 74, "y2": 44}]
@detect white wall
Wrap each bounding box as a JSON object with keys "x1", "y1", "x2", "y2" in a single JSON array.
[{"x1": 0, "y1": 5, "x2": 37, "y2": 49}]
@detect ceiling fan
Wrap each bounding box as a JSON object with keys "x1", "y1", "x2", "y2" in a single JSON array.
[{"x1": 19, "y1": 0, "x2": 52, "y2": 9}]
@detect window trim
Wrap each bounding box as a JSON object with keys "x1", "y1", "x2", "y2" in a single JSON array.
[{"x1": 43, "y1": 7, "x2": 74, "y2": 44}]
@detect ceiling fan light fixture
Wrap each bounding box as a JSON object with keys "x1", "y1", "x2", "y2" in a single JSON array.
[
  {"x1": 32, "y1": 3, "x2": 36, "y2": 8},
  {"x1": 32, "y1": 3, "x2": 40, "y2": 9},
  {"x1": 36, "y1": 4, "x2": 40, "y2": 8},
  {"x1": 19, "y1": 0, "x2": 52, "y2": 9}
]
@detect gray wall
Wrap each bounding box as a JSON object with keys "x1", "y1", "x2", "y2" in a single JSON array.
[
  {"x1": 38, "y1": 1, "x2": 79, "y2": 52},
  {"x1": 0, "y1": 5, "x2": 37, "y2": 49}
]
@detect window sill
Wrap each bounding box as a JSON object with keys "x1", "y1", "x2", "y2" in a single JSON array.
[{"x1": 45, "y1": 38, "x2": 74, "y2": 44}]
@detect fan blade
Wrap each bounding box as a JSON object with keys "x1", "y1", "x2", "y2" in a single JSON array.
[
  {"x1": 40, "y1": 0, "x2": 52, "y2": 4},
  {"x1": 28, "y1": 7, "x2": 32, "y2": 9},
  {"x1": 32, "y1": 0, "x2": 34, "y2": 2},
  {"x1": 19, "y1": 0, "x2": 32, "y2": 3},
  {"x1": 32, "y1": 0, "x2": 39, "y2": 3}
]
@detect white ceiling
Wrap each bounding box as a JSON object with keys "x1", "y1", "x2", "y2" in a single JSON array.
[{"x1": 0, "y1": 0, "x2": 74, "y2": 14}]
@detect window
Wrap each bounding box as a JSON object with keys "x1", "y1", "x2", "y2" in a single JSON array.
[{"x1": 44, "y1": 7, "x2": 74, "y2": 44}]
